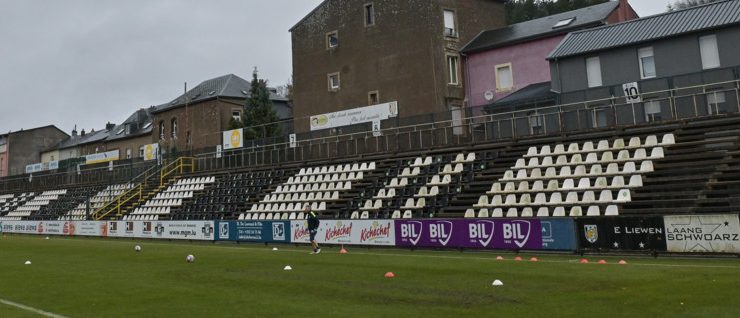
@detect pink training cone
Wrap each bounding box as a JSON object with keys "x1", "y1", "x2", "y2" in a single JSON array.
[
  {"x1": 384, "y1": 272, "x2": 395, "y2": 278},
  {"x1": 618, "y1": 260, "x2": 627, "y2": 265},
  {"x1": 598, "y1": 259, "x2": 607, "y2": 264},
  {"x1": 580, "y1": 259, "x2": 589, "y2": 264},
  {"x1": 339, "y1": 246, "x2": 348, "y2": 254},
  {"x1": 496, "y1": 256, "x2": 504, "y2": 260},
  {"x1": 530, "y1": 257, "x2": 539, "y2": 262},
  {"x1": 514, "y1": 256, "x2": 522, "y2": 261}
]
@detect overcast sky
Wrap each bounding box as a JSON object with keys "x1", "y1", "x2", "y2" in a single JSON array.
[{"x1": 0, "y1": 0, "x2": 674, "y2": 134}]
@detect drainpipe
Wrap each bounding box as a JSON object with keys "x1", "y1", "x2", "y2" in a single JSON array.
[
  {"x1": 461, "y1": 51, "x2": 471, "y2": 114},
  {"x1": 554, "y1": 58, "x2": 566, "y2": 132}
]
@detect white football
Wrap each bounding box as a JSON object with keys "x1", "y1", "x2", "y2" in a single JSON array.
[
  {"x1": 134, "y1": 245, "x2": 141, "y2": 252},
  {"x1": 186, "y1": 254, "x2": 195, "y2": 263}
]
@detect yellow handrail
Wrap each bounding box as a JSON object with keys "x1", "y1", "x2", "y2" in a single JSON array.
[
  {"x1": 90, "y1": 156, "x2": 196, "y2": 220},
  {"x1": 160, "y1": 157, "x2": 195, "y2": 186},
  {"x1": 91, "y1": 184, "x2": 143, "y2": 220}
]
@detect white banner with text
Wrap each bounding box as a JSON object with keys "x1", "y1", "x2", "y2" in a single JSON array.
[
  {"x1": 290, "y1": 219, "x2": 395, "y2": 246},
  {"x1": 309, "y1": 101, "x2": 398, "y2": 131},
  {"x1": 1, "y1": 220, "x2": 214, "y2": 241},
  {"x1": 664, "y1": 214, "x2": 740, "y2": 253}
]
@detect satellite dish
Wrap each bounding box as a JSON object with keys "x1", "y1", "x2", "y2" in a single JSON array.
[{"x1": 484, "y1": 90, "x2": 494, "y2": 101}]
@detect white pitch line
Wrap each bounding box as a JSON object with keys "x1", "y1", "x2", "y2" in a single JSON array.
[
  {"x1": 30, "y1": 236, "x2": 740, "y2": 270},
  {"x1": 0, "y1": 298, "x2": 69, "y2": 318}
]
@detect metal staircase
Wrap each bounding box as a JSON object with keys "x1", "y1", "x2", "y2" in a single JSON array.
[{"x1": 91, "y1": 157, "x2": 195, "y2": 220}]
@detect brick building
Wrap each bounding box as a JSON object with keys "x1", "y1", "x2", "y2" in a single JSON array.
[
  {"x1": 105, "y1": 108, "x2": 155, "y2": 160},
  {"x1": 42, "y1": 108, "x2": 153, "y2": 168},
  {"x1": 0, "y1": 126, "x2": 68, "y2": 177},
  {"x1": 290, "y1": 0, "x2": 506, "y2": 133},
  {"x1": 151, "y1": 74, "x2": 291, "y2": 153}
]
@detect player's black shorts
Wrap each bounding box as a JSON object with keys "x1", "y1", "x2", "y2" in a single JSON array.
[{"x1": 309, "y1": 229, "x2": 317, "y2": 241}]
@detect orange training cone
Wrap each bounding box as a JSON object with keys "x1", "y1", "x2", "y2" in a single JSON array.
[
  {"x1": 618, "y1": 260, "x2": 627, "y2": 265},
  {"x1": 384, "y1": 272, "x2": 395, "y2": 278},
  {"x1": 514, "y1": 256, "x2": 522, "y2": 261},
  {"x1": 495, "y1": 256, "x2": 504, "y2": 260},
  {"x1": 530, "y1": 257, "x2": 539, "y2": 262},
  {"x1": 580, "y1": 259, "x2": 589, "y2": 264},
  {"x1": 598, "y1": 259, "x2": 607, "y2": 264},
  {"x1": 339, "y1": 246, "x2": 348, "y2": 254}
]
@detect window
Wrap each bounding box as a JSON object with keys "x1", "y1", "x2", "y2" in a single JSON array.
[
  {"x1": 447, "y1": 55, "x2": 460, "y2": 85},
  {"x1": 451, "y1": 106, "x2": 463, "y2": 135},
  {"x1": 159, "y1": 121, "x2": 165, "y2": 140},
  {"x1": 171, "y1": 118, "x2": 178, "y2": 139},
  {"x1": 328, "y1": 72, "x2": 340, "y2": 91},
  {"x1": 529, "y1": 113, "x2": 544, "y2": 135},
  {"x1": 364, "y1": 3, "x2": 375, "y2": 26},
  {"x1": 495, "y1": 63, "x2": 513, "y2": 91},
  {"x1": 327, "y1": 31, "x2": 339, "y2": 49},
  {"x1": 139, "y1": 147, "x2": 145, "y2": 158},
  {"x1": 443, "y1": 10, "x2": 457, "y2": 37},
  {"x1": 553, "y1": 17, "x2": 575, "y2": 28},
  {"x1": 232, "y1": 110, "x2": 241, "y2": 121},
  {"x1": 368, "y1": 91, "x2": 379, "y2": 105},
  {"x1": 586, "y1": 57, "x2": 602, "y2": 88},
  {"x1": 699, "y1": 34, "x2": 720, "y2": 69},
  {"x1": 187, "y1": 131, "x2": 192, "y2": 146},
  {"x1": 644, "y1": 101, "x2": 662, "y2": 122},
  {"x1": 126, "y1": 148, "x2": 132, "y2": 159},
  {"x1": 638, "y1": 47, "x2": 656, "y2": 79},
  {"x1": 594, "y1": 108, "x2": 609, "y2": 128},
  {"x1": 707, "y1": 91, "x2": 726, "y2": 115}
]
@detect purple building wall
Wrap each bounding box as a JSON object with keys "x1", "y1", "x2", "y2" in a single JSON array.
[{"x1": 465, "y1": 35, "x2": 565, "y2": 108}]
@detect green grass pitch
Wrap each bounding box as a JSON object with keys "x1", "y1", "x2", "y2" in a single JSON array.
[{"x1": 1, "y1": 235, "x2": 739, "y2": 317}]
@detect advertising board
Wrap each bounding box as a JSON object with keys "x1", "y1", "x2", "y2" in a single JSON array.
[
  {"x1": 664, "y1": 214, "x2": 740, "y2": 253},
  {"x1": 577, "y1": 217, "x2": 667, "y2": 251},
  {"x1": 394, "y1": 219, "x2": 542, "y2": 250},
  {"x1": 106, "y1": 221, "x2": 215, "y2": 241},
  {"x1": 216, "y1": 221, "x2": 290, "y2": 243},
  {"x1": 290, "y1": 220, "x2": 395, "y2": 246}
]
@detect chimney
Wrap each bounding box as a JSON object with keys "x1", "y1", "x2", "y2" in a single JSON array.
[
  {"x1": 137, "y1": 109, "x2": 146, "y2": 123},
  {"x1": 72, "y1": 125, "x2": 78, "y2": 137},
  {"x1": 106, "y1": 122, "x2": 116, "y2": 131},
  {"x1": 81, "y1": 129, "x2": 86, "y2": 136}
]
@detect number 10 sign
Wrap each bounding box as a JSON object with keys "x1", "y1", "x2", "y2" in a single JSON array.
[{"x1": 622, "y1": 82, "x2": 642, "y2": 104}]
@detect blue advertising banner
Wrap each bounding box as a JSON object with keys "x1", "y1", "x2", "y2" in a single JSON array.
[
  {"x1": 540, "y1": 218, "x2": 577, "y2": 251},
  {"x1": 216, "y1": 221, "x2": 290, "y2": 243}
]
